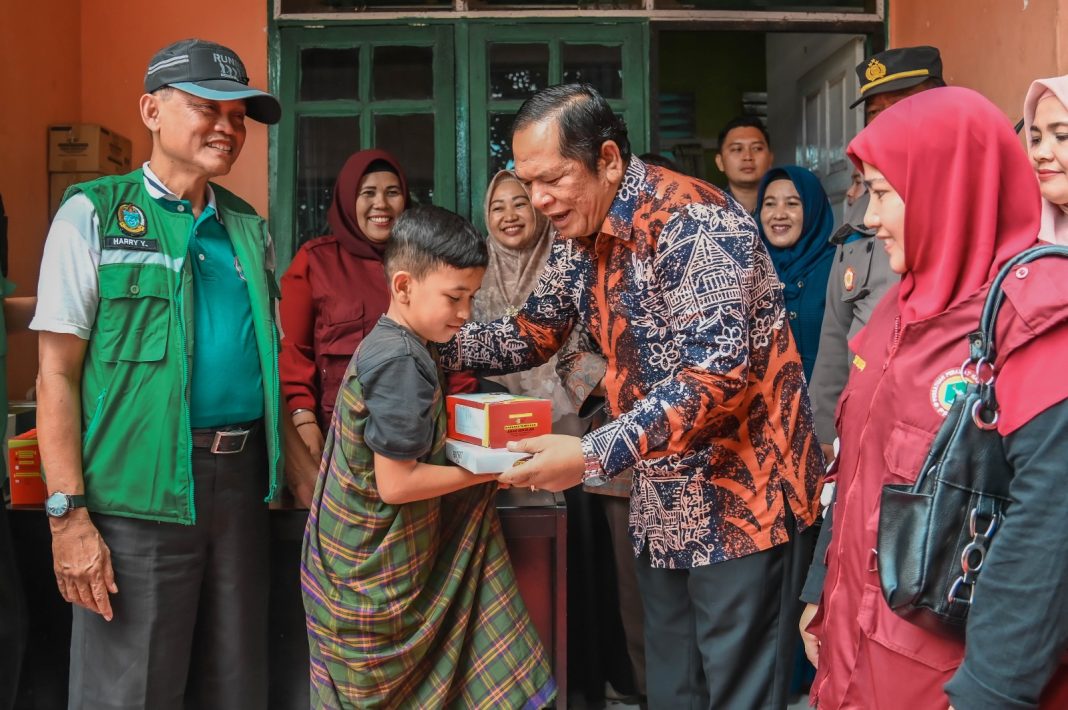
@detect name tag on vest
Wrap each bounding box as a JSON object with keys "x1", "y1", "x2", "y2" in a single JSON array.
[{"x1": 105, "y1": 236, "x2": 161, "y2": 252}]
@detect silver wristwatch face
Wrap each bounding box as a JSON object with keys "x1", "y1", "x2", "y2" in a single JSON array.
[{"x1": 45, "y1": 492, "x2": 70, "y2": 517}]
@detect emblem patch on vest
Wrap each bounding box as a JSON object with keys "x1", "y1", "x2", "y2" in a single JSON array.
[
  {"x1": 930, "y1": 369, "x2": 977, "y2": 418},
  {"x1": 843, "y1": 266, "x2": 856, "y2": 292},
  {"x1": 116, "y1": 203, "x2": 148, "y2": 237}
]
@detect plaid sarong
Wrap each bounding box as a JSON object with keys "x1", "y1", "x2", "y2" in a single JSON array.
[{"x1": 301, "y1": 358, "x2": 556, "y2": 709}]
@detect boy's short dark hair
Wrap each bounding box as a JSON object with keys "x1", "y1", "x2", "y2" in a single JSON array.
[
  {"x1": 717, "y1": 115, "x2": 771, "y2": 152},
  {"x1": 384, "y1": 205, "x2": 488, "y2": 279}
]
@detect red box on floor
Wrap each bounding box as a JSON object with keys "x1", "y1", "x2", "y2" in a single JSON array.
[
  {"x1": 446, "y1": 393, "x2": 552, "y2": 449},
  {"x1": 9, "y1": 429, "x2": 46, "y2": 506}
]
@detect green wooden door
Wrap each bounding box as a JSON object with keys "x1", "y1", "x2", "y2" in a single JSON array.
[
  {"x1": 272, "y1": 21, "x2": 648, "y2": 267},
  {"x1": 274, "y1": 25, "x2": 456, "y2": 268},
  {"x1": 467, "y1": 21, "x2": 649, "y2": 230}
]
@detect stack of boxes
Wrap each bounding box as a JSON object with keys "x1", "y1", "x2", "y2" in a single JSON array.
[
  {"x1": 8, "y1": 429, "x2": 44, "y2": 507},
  {"x1": 48, "y1": 124, "x2": 133, "y2": 217},
  {"x1": 445, "y1": 393, "x2": 552, "y2": 474}
]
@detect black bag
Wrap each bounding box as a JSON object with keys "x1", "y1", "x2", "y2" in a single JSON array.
[{"x1": 877, "y1": 244, "x2": 1068, "y2": 633}]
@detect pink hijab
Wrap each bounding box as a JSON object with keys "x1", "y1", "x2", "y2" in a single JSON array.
[{"x1": 1023, "y1": 75, "x2": 1068, "y2": 245}]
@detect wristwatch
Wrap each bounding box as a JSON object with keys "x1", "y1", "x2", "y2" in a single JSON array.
[
  {"x1": 44, "y1": 491, "x2": 87, "y2": 518},
  {"x1": 581, "y1": 439, "x2": 608, "y2": 487}
]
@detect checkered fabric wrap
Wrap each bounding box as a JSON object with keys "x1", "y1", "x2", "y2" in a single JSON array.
[{"x1": 300, "y1": 356, "x2": 556, "y2": 709}]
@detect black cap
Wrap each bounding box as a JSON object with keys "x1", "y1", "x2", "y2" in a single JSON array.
[
  {"x1": 849, "y1": 46, "x2": 943, "y2": 109},
  {"x1": 144, "y1": 39, "x2": 281, "y2": 125}
]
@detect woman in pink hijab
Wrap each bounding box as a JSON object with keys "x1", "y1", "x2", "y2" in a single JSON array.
[{"x1": 1024, "y1": 76, "x2": 1068, "y2": 244}]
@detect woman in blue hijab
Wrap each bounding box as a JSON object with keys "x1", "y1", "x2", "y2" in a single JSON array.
[{"x1": 757, "y1": 165, "x2": 836, "y2": 381}]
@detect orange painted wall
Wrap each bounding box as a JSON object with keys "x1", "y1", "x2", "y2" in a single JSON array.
[
  {"x1": 0, "y1": 1, "x2": 84, "y2": 400},
  {"x1": 891, "y1": 0, "x2": 1068, "y2": 120},
  {"x1": 0, "y1": 0, "x2": 268, "y2": 400},
  {"x1": 78, "y1": 0, "x2": 270, "y2": 216}
]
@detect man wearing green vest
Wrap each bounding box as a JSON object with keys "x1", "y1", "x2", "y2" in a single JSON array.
[{"x1": 31, "y1": 39, "x2": 317, "y2": 708}]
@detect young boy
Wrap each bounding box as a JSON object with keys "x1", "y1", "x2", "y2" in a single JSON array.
[{"x1": 300, "y1": 205, "x2": 556, "y2": 709}]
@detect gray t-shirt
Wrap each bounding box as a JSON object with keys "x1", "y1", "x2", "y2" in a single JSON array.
[{"x1": 357, "y1": 316, "x2": 439, "y2": 461}]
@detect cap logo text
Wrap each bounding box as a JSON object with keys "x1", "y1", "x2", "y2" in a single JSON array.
[{"x1": 212, "y1": 53, "x2": 242, "y2": 80}]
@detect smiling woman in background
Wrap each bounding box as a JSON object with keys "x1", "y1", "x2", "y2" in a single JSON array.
[
  {"x1": 279, "y1": 150, "x2": 409, "y2": 460},
  {"x1": 1025, "y1": 75, "x2": 1068, "y2": 245},
  {"x1": 757, "y1": 165, "x2": 836, "y2": 380}
]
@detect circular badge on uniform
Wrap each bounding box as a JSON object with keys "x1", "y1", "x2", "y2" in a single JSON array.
[
  {"x1": 930, "y1": 369, "x2": 977, "y2": 418},
  {"x1": 116, "y1": 203, "x2": 148, "y2": 237},
  {"x1": 843, "y1": 266, "x2": 856, "y2": 292}
]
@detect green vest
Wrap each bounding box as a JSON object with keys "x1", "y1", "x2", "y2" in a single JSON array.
[{"x1": 67, "y1": 170, "x2": 282, "y2": 524}]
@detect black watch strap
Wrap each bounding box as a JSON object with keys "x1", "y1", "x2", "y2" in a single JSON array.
[{"x1": 67, "y1": 494, "x2": 87, "y2": 509}]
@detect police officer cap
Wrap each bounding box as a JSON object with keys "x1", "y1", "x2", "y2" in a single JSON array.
[
  {"x1": 144, "y1": 38, "x2": 282, "y2": 125},
  {"x1": 849, "y1": 45, "x2": 943, "y2": 109}
]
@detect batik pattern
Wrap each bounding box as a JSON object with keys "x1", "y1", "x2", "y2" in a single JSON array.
[{"x1": 441, "y1": 158, "x2": 823, "y2": 569}]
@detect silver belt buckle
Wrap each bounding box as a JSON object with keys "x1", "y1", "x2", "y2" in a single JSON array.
[{"x1": 210, "y1": 428, "x2": 249, "y2": 455}]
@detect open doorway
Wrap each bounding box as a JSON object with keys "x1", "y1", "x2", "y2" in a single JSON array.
[{"x1": 651, "y1": 29, "x2": 871, "y2": 221}]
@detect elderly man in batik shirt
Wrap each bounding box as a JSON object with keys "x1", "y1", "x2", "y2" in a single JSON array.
[{"x1": 441, "y1": 83, "x2": 823, "y2": 709}]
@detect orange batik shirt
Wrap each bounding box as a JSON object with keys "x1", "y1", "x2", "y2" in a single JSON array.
[{"x1": 442, "y1": 158, "x2": 823, "y2": 569}]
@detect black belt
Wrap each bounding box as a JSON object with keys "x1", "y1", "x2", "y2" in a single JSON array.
[{"x1": 191, "y1": 420, "x2": 261, "y2": 454}]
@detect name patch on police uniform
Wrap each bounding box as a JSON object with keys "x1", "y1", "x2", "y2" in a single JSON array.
[
  {"x1": 116, "y1": 203, "x2": 148, "y2": 237},
  {"x1": 104, "y1": 236, "x2": 161, "y2": 252}
]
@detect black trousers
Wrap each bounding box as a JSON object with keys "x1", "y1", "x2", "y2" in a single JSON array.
[
  {"x1": 68, "y1": 432, "x2": 270, "y2": 710},
  {"x1": 634, "y1": 514, "x2": 816, "y2": 710},
  {"x1": 0, "y1": 500, "x2": 27, "y2": 710}
]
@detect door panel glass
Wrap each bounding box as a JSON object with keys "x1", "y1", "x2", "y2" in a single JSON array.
[
  {"x1": 300, "y1": 48, "x2": 359, "y2": 101},
  {"x1": 479, "y1": 0, "x2": 641, "y2": 5},
  {"x1": 802, "y1": 91, "x2": 821, "y2": 171},
  {"x1": 283, "y1": 0, "x2": 449, "y2": 11},
  {"x1": 297, "y1": 116, "x2": 361, "y2": 246},
  {"x1": 488, "y1": 112, "x2": 517, "y2": 175},
  {"x1": 655, "y1": 0, "x2": 870, "y2": 9},
  {"x1": 374, "y1": 114, "x2": 436, "y2": 205},
  {"x1": 562, "y1": 44, "x2": 623, "y2": 98},
  {"x1": 489, "y1": 44, "x2": 549, "y2": 100},
  {"x1": 827, "y1": 75, "x2": 847, "y2": 168},
  {"x1": 373, "y1": 46, "x2": 435, "y2": 100}
]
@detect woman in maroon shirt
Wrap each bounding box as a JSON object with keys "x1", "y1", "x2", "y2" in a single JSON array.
[{"x1": 279, "y1": 150, "x2": 408, "y2": 459}]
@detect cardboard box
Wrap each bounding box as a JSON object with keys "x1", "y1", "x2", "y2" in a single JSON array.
[
  {"x1": 445, "y1": 438, "x2": 531, "y2": 475},
  {"x1": 48, "y1": 124, "x2": 133, "y2": 174},
  {"x1": 50, "y1": 172, "x2": 105, "y2": 217},
  {"x1": 446, "y1": 393, "x2": 552, "y2": 449},
  {"x1": 3, "y1": 403, "x2": 37, "y2": 489},
  {"x1": 9, "y1": 429, "x2": 46, "y2": 506}
]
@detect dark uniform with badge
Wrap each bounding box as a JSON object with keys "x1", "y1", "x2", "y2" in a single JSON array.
[
  {"x1": 802, "y1": 46, "x2": 945, "y2": 605},
  {"x1": 807, "y1": 45, "x2": 945, "y2": 446},
  {"x1": 807, "y1": 196, "x2": 895, "y2": 445}
]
